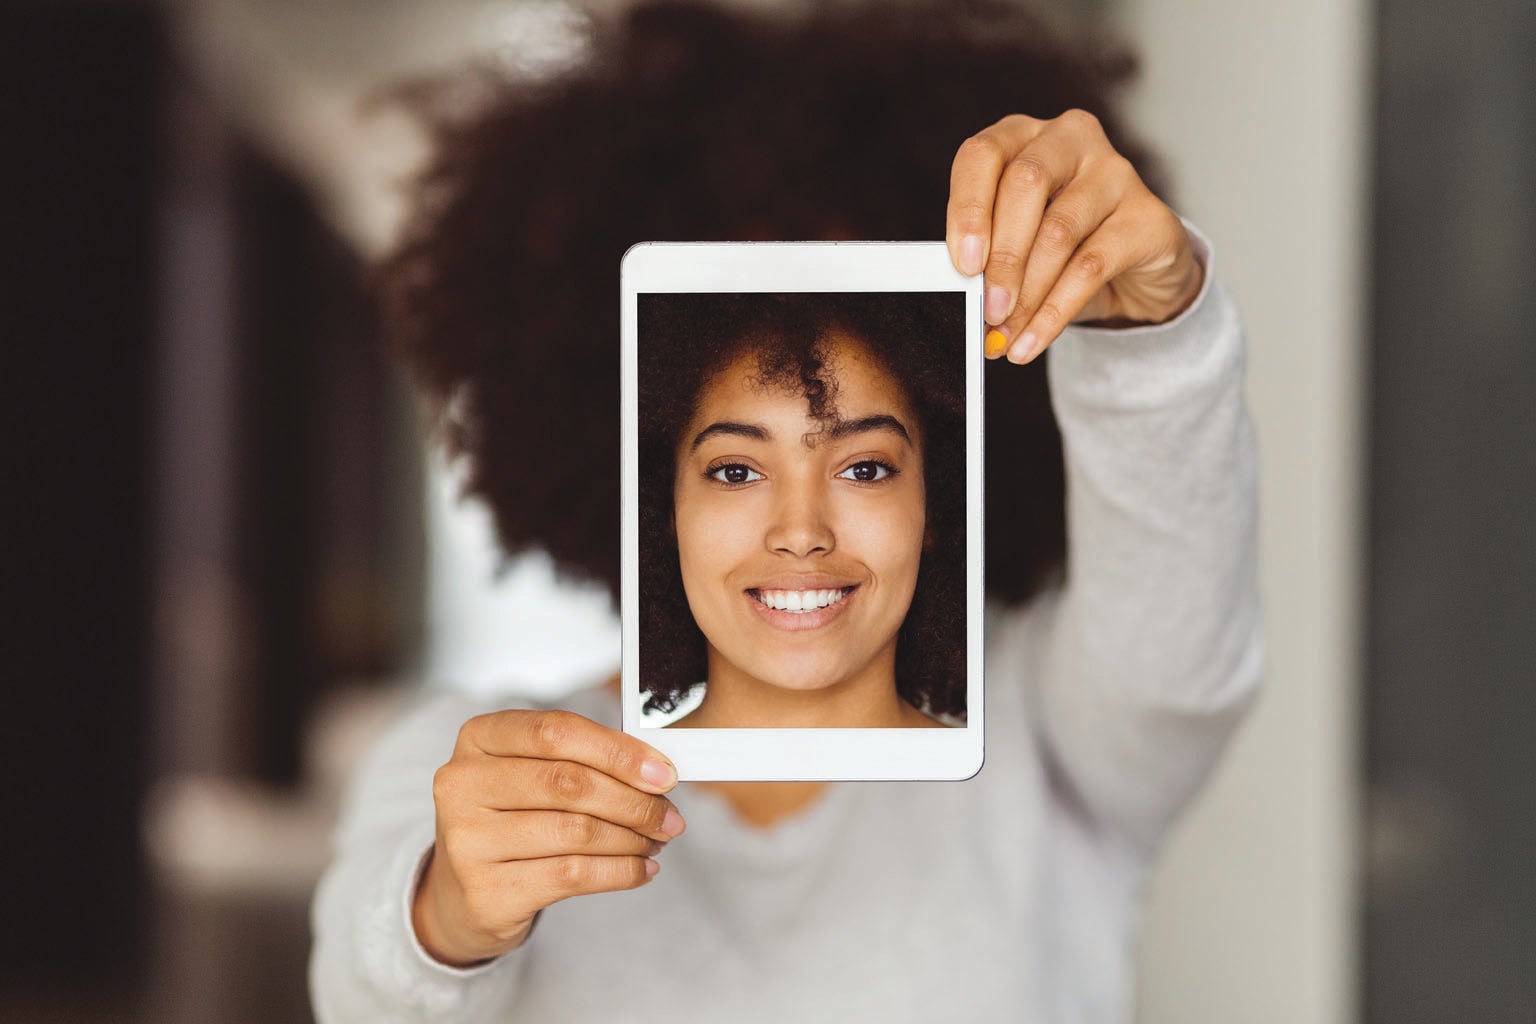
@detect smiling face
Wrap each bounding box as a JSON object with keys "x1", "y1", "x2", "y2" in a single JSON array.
[{"x1": 671, "y1": 330, "x2": 928, "y2": 723}]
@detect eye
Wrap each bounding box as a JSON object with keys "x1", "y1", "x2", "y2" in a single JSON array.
[
  {"x1": 707, "y1": 462, "x2": 763, "y2": 485},
  {"x1": 838, "y1": 460, "x2": 897, "y2": 483}
]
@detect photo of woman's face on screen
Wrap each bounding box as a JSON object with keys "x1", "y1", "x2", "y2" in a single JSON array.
[{"x1": 637, "y1": 292, "x2": 967, "y2": 729}]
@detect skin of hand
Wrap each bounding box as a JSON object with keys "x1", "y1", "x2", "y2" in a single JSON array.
[
  {"x1": 945, "y1": 109, "x2": 1204, "y2": 364},
  {"x1": 412, "y1": 710, "x2": 686, "y2": 966}
]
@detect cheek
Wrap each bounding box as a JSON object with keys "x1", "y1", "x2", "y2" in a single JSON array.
[
  {"x1": 673, "y1": 490, "x2": 754, "y2": 598},
  {"x1": 837, "y1": 493, "x2": 927, "y2": 584}
]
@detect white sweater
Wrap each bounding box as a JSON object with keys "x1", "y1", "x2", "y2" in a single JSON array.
[{"x1": 310, "y1": 232, "x2": 1262, "y2": 1023}]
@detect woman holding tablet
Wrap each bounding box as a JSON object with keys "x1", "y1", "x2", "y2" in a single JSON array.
[
  {"x1": 637, "y1": 292, "x2": 967, "y2": 730},
  {"x1": 311, "y1": 3, "x2": 1261, "y2": 1021}
]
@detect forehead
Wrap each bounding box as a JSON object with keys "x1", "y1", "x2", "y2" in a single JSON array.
[{"x1": 690, "y1": 329, "x2": 917, "y2": 430}]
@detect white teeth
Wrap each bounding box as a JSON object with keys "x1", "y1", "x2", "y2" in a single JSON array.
[{"x1": 754, "y1": 588, "x2": 849, "y2": 613}]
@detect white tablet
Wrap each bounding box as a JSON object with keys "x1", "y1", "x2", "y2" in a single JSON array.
[{"x1": 620, "y1": 242, "x2": 983, "y2": 781}]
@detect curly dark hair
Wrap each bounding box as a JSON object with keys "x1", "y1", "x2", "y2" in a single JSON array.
[
  {"x1": 638, "y1": 291, "x2": 967, "y2": 717},
  {"x1": 381, "y1": 0, "x2": 1164, "y2": 678}
]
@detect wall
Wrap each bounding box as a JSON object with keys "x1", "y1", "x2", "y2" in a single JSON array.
[{"x1": 1111, "y1": 1, "x2": 1369, "y2": 1021}]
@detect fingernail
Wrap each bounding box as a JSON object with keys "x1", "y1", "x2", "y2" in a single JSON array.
[
  {"x1": 959, "y1": 234, "x2": 984, "y2": 276},
  {"x1": 647, "y1": 840, "x2": 665, "y2": 856},
  {"x1": 985, "y1": 285, "x2": 1011, "y2": 324},
  {"x1": 641, "y1": 760, "x2": 676, "y2": 790},
  {"x1": 661, "y1": 808, "x2": 686, "y2": 838},
  {"x1": 985, "y1": 329, "x2": 1009, "y2": 358},
  {"x1": 644, "y1": 858, "x2": 660, "y2": 878},
  {"x1": 1008, "y1": 331, "x2": 1040, "y2": 363}
]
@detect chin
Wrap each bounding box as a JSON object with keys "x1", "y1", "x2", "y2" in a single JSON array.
[
  {"x1": 738, "y1": 652, "x2": 861, "y2": 694},
  {"x1": 755, "y1": 671, "x2": 844, "y2": 693}
]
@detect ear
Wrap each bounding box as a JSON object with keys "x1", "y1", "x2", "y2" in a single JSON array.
[{"x1": 923, "y1": 521, "x2": 936, "y2": 552}]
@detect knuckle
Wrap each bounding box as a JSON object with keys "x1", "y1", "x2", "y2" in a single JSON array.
[
  {"x1": 1142, "y1": 190, "x2": 1180, "y2": 229},
  {"x1": 455, "y1": 713, "x2": 491, "y2": 753},
  {"x1": 1061, "y1": 107, "x2": 1102, "y2": 133},
  {"x1": 558, "y1": 812, "x2": 600, "y2": 847},
  {"x1": 1072, "y1": 248, "x2": 1110, "y2": 281},
  {"x1": 1034, "y1": 301, "x2": 1068, "y2": 331},
  {"x1": 1037, "y1": 213, "x2": 1079, "y2": 253},
  {"x1": 545, "y1": 760, "x2": 592, "y2": 803},
  {"x1": 529, "y1": 710, "x2": 577, "y2": 755},
  {"x1": 999, "y1": 113, "x2": 1036, "y2": 131},
  {"x1": 1002, "y1": 154, "x2": 1050, "y2": 193},
  {"x1": 552, "y1": 855, "x2": 591, "y2": 893},
  {"x1": 957, "y1": 133, "x2": 1005, "y2": 166},
  {"x1": 432, "y1": 763, "x2": 465, "y2": 806},
  {"x1": 1109, "y1": 153, "x2": 1139, "y2": 183},
  {"x1": 603, "y1": 739, "x2": 641, "y2": 781}
]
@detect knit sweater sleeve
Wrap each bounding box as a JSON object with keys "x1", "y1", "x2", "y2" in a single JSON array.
[
  {"x1": 309, "y1": 692, "x2": 526, "y2": 1021},
  {"x1": 1016, "y1": 225, "x2": 1264, "y2": 855}
]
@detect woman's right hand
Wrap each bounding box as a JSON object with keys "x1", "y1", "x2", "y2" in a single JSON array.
[{"x1": 412, "y1": 709, "x2": 685, "y2": 966}]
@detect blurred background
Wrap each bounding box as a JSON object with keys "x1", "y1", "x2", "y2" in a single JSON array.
[{"x1": 3, "y1": 0, "x2": 1532, "y2": 1021}]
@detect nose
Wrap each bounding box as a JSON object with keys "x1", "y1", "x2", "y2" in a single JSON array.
[{"x1": 764, "y1": 477, "x2": 835, "y2": 558}]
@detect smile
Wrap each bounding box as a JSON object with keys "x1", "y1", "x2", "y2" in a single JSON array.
[
  {"x1": 750, "y1": 588, "x2": 853, "y2": 613},
  {"x1": 745, "y1": 585, "x2": 858, "y2": 632}
]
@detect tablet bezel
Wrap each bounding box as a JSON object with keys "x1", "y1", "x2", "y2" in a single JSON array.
[{"x1": 620, "y1": 242, "x2": 983, "y2": 781}]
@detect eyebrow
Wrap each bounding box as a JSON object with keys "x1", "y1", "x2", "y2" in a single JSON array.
[
  {"x1": 689, "y1": 421, "x2": 768, "y2": 452},
  {"x1": 688, "y1": 413, "x2": 911, "y2": 453},
  {"x1": 827, "y1": 414, "x2": 911, "y2": 444}
]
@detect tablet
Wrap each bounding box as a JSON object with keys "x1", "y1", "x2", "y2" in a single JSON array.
[{"x1": 620, "y1": 242, "x2": 983, "y2": 781}]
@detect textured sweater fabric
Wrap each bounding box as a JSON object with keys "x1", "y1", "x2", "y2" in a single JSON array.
[{"x1": 310, "y1": 232, "x2": 1263, "y2": 1023}]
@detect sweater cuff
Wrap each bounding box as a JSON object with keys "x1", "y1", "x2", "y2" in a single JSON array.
[{"x1": 1049, "y1": 220, "x2": 1242, "y2": 412}]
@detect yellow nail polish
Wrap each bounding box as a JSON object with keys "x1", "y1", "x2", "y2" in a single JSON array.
[{"x1": 985, "y1": 329, "x2": 1008, "y2": 358}]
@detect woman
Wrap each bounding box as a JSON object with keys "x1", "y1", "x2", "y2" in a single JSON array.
[
  {"x1": 638, "y1": 292, "x2": 967, "y2": 728},
  {"x1": 311, "y1": 3, "x2": 1260, "y2": 1021}
]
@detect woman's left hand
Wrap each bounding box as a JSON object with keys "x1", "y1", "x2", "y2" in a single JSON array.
[{"x1": 946, "y1": 110, "x2": 1203, "y2": 363}]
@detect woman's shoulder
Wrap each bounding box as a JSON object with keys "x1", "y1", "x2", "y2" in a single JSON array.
[
  {"x1": 403, "y1": 678, "x2": 620, "y2": 730},
  {"x1": 360, "y1": 679, "x2": 621, "y2": 770}
]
